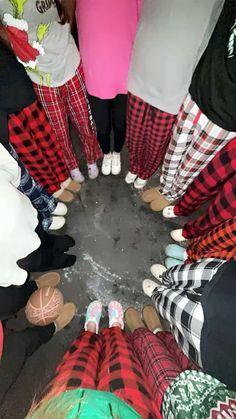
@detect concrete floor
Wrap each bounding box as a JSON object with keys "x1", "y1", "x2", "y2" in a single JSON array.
[{"x1": 0, "y1": 149, "x2": 184, "y2": 419}]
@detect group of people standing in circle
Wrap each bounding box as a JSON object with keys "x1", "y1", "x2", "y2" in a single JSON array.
[{"x1": 0, "y1": 0, "x2": 236, "y2": 418}]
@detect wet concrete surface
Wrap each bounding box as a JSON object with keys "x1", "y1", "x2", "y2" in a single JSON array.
[{"x1": 0, "y1": 149, "x2": 185, "y2": 419}]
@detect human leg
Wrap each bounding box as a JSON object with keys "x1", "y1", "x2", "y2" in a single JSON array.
[
  {"x1": 88, "y1": 94, "x2": 113, "y2": 175},
  {"x1": 65, "y1": 64, "x2": 101, "y2": 165},
  {"x1": 159, "y1": 94, "x2": 236, "y2": 201},
  {"x1": 17, "y1": 155, "x2": 56, "y2": 231},
  {"x1": 183, "y1": 176, "x2": 236, "y2": 239},
  {"x1": 0, "y1": 280, "x2": 37, "y2": 319},
  {"x1": 34, "y1": 223, "x2": 75, "y2": 253},
  {"x1": 43, "y1": 331, "x2": 101, "y2": 399},
  {"x1": 8, "y1": 105, "x2": 65, "y2": 194},
  {"x1": 153, "y1": 288, "x2": 203, "y2": 366},
  {"x1": 112, "y1": 94, "x2": 127, "y2": 153},
  {"x1": 26, "y1": 100, "x2": 70, "y2": 183},
  {"x1": 6, "y1": 142, "x2": 56, "y2": 230},
  {"x1": 88, "y1": 94, "x2": 111, "y2": 154},
  {"x1": 0, "y1": 324, "x2": 55, "y2": 403},
  {"x1": 173, "y1": 138, "x2": 236, "y2": 217},
  {"x1": 18, "y1": 248, "x2": 76, "y2": 273},
  {"x1": 131, "y1": 327, "x2": 195, "y2": 411},
  {"x1": 125, "y1": 92, "x2": 147, "y2": 179},
  {"x1": 34, "y1": 84, "x2": 79, "y2": 172},
  {"x1": 150, "y1": 261, "x2": 224, "y2": 365},
  {"x1": 110, "y1": 94, "x2": 127, "y2": 175},
  {"x1": 0, "y1": 271, "x2": 61, "y2": 320},
  {"x1": 18, "y1": 222, "x2": 76, "y2": 272},
  {"x1": 41, "y1": 302, "x2": 103, "y2": 399},
  {"x1": 140, "y1": 106, "x2": 176, "y2": 180},
  {"x1": 97, "y1": 326, "x2": 159, "y2": 418},
  {"x1": 187, "y1": 217, "x2": 236, "y2": 262},
  {"x1": 171, "y1": 138, "x2": 236, "y2": 237},
  {"x1": 158, "y1": 259, "x2": 225, "y2": 295}
]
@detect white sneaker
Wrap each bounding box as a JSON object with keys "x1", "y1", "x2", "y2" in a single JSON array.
[
  {"x1": 49, "y1": 216, "x2": 66, "y2": 231},
  {"x1": 142, "y1": 279, "x2": 160, "y2": 297},
  {"x1": 125, "y1": 171, "x2": 137, "y2": 184},
  {"x1": 134, "y1": 177, "x2": 147, "y2": 189},
  {"x1": 101, "y1": 153, "x2": 112, "y2": 175},
  {"x1": 111, "y1": 152, "x2": 121, "y2": 175},
  {"x1": 170, "y1": 228, "x2": 185, "y2": 242},
  {"x1": 162, "y1": 206, "x2": 177, "y2": 219},
  {"x1": 70, "y1": 168, "x2": 85, "y2": 183},
  {"x1": 150, "y1": 264, "x2": 167, "y2": 282},
  {"x1": 87, "y1": 163, "x2": 99, "y2": 179},
  {"x1": 52, "y1": 202, "x2": 68, "y2": 216}
]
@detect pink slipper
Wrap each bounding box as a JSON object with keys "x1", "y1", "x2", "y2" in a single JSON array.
[
  {"x1": 108, "y1": 301, "x2": 124, "y2": 329},
  {"x1": 84, "y1": 301, "x2": 102, "y2": 334}
]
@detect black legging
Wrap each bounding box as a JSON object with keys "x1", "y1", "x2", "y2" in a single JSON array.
[
  {"x1": 0, "y1": 278, "x2": 55, "y2": 403},
  {"x1": 0, "y1": 324, "x2": 55, "y2": 403},
  {"x1": 0, "y1": 279, "x2": 37, "y2": 320},
  {"x1": 18, "y1": 223, "x2": 76, "y2": 273},
  {"x1": 88, "y1": 94, "x2": 127, "y2": 154}
]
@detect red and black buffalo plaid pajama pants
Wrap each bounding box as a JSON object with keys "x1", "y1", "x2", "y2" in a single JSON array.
[
  {"x1": 187, "y1": 217, "x2": 236, "y2": 262},
  {"x1": 43, "y1": 328, "x2": 160, "y2": 418},
  {"x1": 159, "y1": 93, "x2": 236, "y2": 201},
  {"x1": 126, "y1": 93, "x2": 176, "y2": 180},
  {"x1": 131, "y1": 328, "x2": 197, "y2": 414},
  {"x1": 174, "y1": 138, "x2": 236, "y2": 239},
  {"x1": 8, "y1": 100, "x2": 69, "y2": 195},
  {"x1": 34, "y1": 63, "x2": 101, "y2": 171}
]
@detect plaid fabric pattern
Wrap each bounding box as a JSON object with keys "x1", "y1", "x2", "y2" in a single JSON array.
[
  {"x1": 152, "y1": 259, "x2": 225, "y2": 366},
  {"x1": 97, "y1": 328, "x2": 159, "y2": 418},
  {"x1": 34, "y1": 63, "x2": 101, "y2": 170},
  {"x1": 159, "y1": 93, "x2": 236, "y2": 201},
  {"x1": 8, "y1": 100, "x2": 69, "y2": 194},
  {"x1": 174, "y1": 138, "x2": 236, "y2": 239},
  {"x1": 18, "y1": 161, "x2": 56, "y2": 231},
  {"x1": 187, "y1": 217, "x2": 236, "y2": 262},
  {"x1": 126, "y1": 92, "x2": 176, "y2": 180},
  {"x1": 131, "y1": 329, "x2": 197, "y2": 413},
  {"x1": 8, "y1": 144, "x2": 56, "y2": 230},
  {"x1": 44, "y1": 328, "x2": 159, "y2": 419}
]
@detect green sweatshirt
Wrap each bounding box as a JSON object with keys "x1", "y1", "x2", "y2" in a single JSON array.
[{"x1": 29, "y1": 388, "x2": 141, "y2": 419}]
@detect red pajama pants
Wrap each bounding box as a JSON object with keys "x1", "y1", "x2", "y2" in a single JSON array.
[
  {"x1": 131, "y1": 329, "x2": 197, "y2": 413},
  {"x1": 34, "y1": 63, "x2": 101, "y2": 171},
  {"x1": 42, "y1": 328, "x2": 160, "y2": 419},
  {"x1": 126, "y1": 93, "x2": 176, "y2": 180},
  {"x1": 174, "y1": 138, "x2": 236, "y2": 239},
  {"x1": 187, "y1": 217, "x2": 236, "y2": 262},
  {"x1": 8, "y1": 100, "x2": 69, "y2": 194}
]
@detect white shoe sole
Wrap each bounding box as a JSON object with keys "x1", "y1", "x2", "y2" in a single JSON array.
[
  {"x1": 162, "y1": 206, "x2": 177, "y2": 219},
  {"x1": 150, "y1": 264, "x2": 167, "y2": 281},
  {"x1": 112, "y1": 168, "x2": 121, "y2": 175},
  {"x1": 125, "y1": 173, "x2": 137, "y2": 184},
  {"x1": 170, "y1": 229, "x2": 185, "y2": 242},
  {"x1": 49, "y1": 216, "x2": 66, "y2": 231},
  {"x1": 52, "y1": 202, "x2": 68, "y2": 216},
  {"x1": 102, "y1": 168, "x2": 111, "y2": 175},
  {"x1": 142, "y1": 279, "x2": 160, "y2": 297},
  {"x1": 134, "y1": 180, "x2": 147, "y2": 189},
  {"x1": 88, "y1": 170, "x2": 99, "y2": 180}
]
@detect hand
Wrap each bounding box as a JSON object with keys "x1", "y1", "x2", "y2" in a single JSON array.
[{"x1": 58, "y1": 0, "x2": 76, "y2": 29}]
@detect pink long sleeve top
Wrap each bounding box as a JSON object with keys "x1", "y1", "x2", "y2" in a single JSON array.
[{"x1": 76, "y1": 0, "x2": 143, "y2": 99}]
